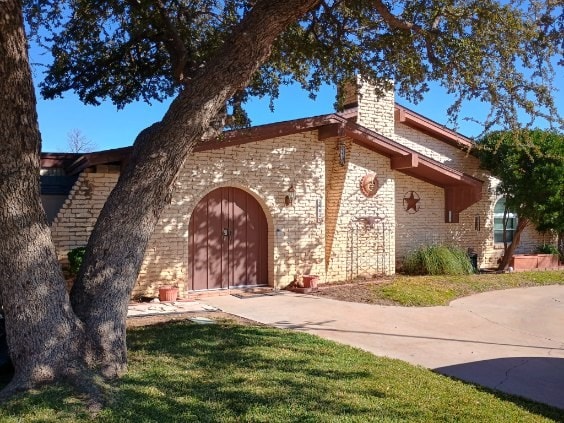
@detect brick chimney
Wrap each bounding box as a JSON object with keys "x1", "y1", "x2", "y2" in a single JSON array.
[{"x1": 339, "y1": 75, "x2": 396, "y2": 139}]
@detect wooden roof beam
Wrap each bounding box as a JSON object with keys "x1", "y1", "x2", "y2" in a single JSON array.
[{"x1": 391, "y1": 153, "x2": 418, "y2": 169}]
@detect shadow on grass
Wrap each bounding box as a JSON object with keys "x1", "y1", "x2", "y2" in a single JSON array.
[
  {"x1": 0, "y1": 321, "x2": 563, "y2": 422},
  {"x1": 115, "y1": 323, "x2": 387, "y2": 422}
]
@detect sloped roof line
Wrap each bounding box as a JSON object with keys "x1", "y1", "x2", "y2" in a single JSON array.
[
  {"x1": 335, "y1": 103, "x2": 475, "y2": 150},
  {"x1": 39, "y1": 113, "x2": 481, "y2": 188},
  {"x1": 394, "y1": 104, "x2": 475, "y2": 150}
]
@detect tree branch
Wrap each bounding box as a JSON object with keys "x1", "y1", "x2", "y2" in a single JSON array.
[
  {"x1": 71, "y1": 0, "x2": 323, "y2": 375},
  {"x1": 123, "y1": 0, "x2": 189, "y2": 83},
  {"x1": 371, "y1": 0, "x2": 440, "y2": 65},
  {"x1": 151, "y1": 0, "x2": 188, "y2": 83}
]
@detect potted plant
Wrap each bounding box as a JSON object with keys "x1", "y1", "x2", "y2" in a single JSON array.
[
  {"x1": 158, "y1": 285, "x2": 179, "y2": 302},
  {"x1": 289, "y1": 274, "x2": 319, "y2": 293}
]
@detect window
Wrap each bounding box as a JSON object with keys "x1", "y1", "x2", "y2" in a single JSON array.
[{"x1": 493, "y1": 197, "x2": 517, "y2": 243}]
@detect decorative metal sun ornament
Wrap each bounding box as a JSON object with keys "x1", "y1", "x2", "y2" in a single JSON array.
[
  {"x1": 403, "y1": 191, "x2": 421, "y2": 213},
  {"x1": 360, "y1": 173, "x2": 379, "y2": 197}
]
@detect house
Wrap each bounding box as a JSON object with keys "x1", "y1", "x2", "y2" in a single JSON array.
[{"x1": 40, "y1": 80, "x2": 552, "y2": 297}]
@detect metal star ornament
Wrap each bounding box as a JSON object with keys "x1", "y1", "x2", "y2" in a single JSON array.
[{"x1": 403, "y1": 191, "x2": 420, "y2": 213}]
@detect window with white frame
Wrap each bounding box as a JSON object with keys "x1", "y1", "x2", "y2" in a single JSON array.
[{"x1": 493, "y1": 197, "x2": 517, "y2": 243}]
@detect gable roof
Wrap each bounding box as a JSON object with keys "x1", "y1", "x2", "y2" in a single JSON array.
[
  {"x1": 394, "y1": 104, "x2": 474, "y2": 150},
  {"x1": 198, "y1": 113, "x2": 482, "y2": 221},
  {"x1": 41, "y1": 112, "x2": 482, "y2": 222},
  {"x1": 337, "y1": 104, "x2": 475, "y2": 151}
]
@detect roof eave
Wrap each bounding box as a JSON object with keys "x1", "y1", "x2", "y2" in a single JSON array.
[{"x1": 394, "y1": 105, "x2": 474, "y2": 150}]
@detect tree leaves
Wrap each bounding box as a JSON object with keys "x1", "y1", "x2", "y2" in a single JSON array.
[
  {"x1": 478, "y1": 129, "x2": 564, "y2": 233},
  {"x1": 24, "y1": 0, "x2": 563, "y2": 129}
]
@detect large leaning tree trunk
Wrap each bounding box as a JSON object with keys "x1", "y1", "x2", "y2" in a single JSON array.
[
  {"x1": 498, "y1": 217, "x2": 530, "y2": 271},
  {"x1": 0, "y1": 0, "x2": 89, "y2": 398},
  {"x1": 70, "y1": 0, "x2": 321, "y2": 378}
]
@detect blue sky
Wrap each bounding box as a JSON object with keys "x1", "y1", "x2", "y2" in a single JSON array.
[{"x1": 33, "y1": 58, "x2": 563, "y2": 153}]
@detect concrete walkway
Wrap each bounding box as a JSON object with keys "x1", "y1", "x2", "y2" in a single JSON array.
[
  {"x1": 127, "y1": 299, "x2": 219, "y2": 317},
  {"x1": 204, "y1": 285, "x2": 564, "y2": 410}
]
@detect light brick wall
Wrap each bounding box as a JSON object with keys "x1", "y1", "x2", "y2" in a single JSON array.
[
  {"x1": 394, "y1": 123, "x2": 473, "y2": 168},
  {"x1": 325, "y1": 139, "x2": 395, "y2": 281},
  {"x1": 391, "y1": 130, "x2": 549, "y2": 269},
  {"x1": 136, "y1": 131, "x2": 326, "y2": 296},
  {"x1": 50, "y1": 81, "x2": 556, "y2": 296},
  {"x1": 479, "y1": 180, "x2": 553, "y2": 268},
  {"x1": 394, "y1": 172, "x2": 496, "y2": 269},
  {"x1": 355, "y1": 79, "x2": 551, "y2": 269},
  {"x1": 50, "y1": 167, "x2": 120, "y2": 265},
  {"x1": 356, "y1": 78, "x2": 395, "y2": 138}
]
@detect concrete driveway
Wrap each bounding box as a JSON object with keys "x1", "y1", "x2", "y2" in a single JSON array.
[{"x1": 204, "y1": 285, "x2": 564, "y2": 410}]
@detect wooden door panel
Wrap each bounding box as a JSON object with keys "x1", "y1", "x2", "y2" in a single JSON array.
[
  {"x1": 232, "y1": 188, "x2": 248, "y2": 286},
  {"x1": 189, "y1": 187, "x2": 268, "y2": 290},
  {"x1": 190, "y1": 196, "x2": 209, "y2": 290},
  {"x1": 206, "y1": 190, "x2": 224, "y2": 290}
]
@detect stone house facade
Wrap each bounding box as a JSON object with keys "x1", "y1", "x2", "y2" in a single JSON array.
[{"x1": 40, "y1": 82, "x2": 551, "y2": 297}]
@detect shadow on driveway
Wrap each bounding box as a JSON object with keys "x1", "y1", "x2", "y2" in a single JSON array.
[{"x1": 436, "y1": 357, "x2": 564, "y2": 410}]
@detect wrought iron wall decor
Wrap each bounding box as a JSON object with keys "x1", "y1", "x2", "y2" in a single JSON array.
[{"x1": 403, "y1": 190, "x2": 421, "y2": 213}]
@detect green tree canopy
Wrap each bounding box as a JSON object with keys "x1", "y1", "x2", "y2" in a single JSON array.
[
  {"x1": 479, "y1": 129, "x2": 564, "y2": 233},
  {"x1": 26, "y1": 0, "x2": 563, "y2": 129},
  {"x1": 478, "y1": 129, "x2": 564, "y2": 269}
]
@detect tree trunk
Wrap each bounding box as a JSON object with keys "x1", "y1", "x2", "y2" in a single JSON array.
[
  {"x1": 558, "y1": 231, "x2": 563, "y2": 261},
  {"x1": 0, "y1": 0, "x2": 89, "y2": 397},
  {"x1": 70, "y1": 0, "x2": 321, "y2": 377},
  {"x1": 498, "y1": 218, "x2": 530, "y2": 271}
]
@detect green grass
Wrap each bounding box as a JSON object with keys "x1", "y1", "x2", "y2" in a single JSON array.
[
  {"x1": 0, "y1": 321, "x2": 563, "y2": 422},
  {"x1": 375, "y1": 270, "x2": 564, "y2": 306}
]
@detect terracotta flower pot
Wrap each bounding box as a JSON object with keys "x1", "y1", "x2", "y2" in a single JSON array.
[
  {"x1": 159, "y1": 285, "x2": 179, "y2": 302},
  {"x1": 302, "y1": 275, "x2": 319, "y2": 289}
]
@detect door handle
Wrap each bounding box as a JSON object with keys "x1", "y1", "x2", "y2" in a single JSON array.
[{"x1": 223, "y1": 228, "x2": 232, "y2": 239}]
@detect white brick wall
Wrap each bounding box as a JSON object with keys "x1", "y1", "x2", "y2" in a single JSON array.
[
  {"x1": 50, "y1": 168, "x2": 120, "y2": 265},
  {"x1": 355, "y1": 78, "x2": 552, "y2": 269},
  {"x1": 49, "y1": 81, "x2": 556, "y2": 298},
  {"x1": 357, "y1": 78, "x2": 395, "y2": 138},
  {"x1": 138, "y1": 132, "x2": 326, "y2": 296},
  {"x1": 325, "y1": 139, "x2": 396, "y2": 281}
]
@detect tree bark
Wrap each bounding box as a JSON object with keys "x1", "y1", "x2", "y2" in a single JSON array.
[
  {"x1": 70, "y1": 0, "x2": 321, "y2": 377},
  {"x1": 498, "y1": 218, "x2": 530, "y2": 271},
  {"x1": 0, "y1": 0, "x2": 89, "y2": 397}
]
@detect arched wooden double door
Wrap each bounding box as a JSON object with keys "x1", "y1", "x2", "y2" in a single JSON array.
[{"x1": 189, "y1": 187, "x2": 268, "y2": 291}]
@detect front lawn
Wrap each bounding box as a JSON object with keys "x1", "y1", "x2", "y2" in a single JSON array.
[
  {"x1": 0, "y1": 320, "x2": 562, "y2": 422},
  {"x1": 376, "y1": 270, "x2": 564, "y2": 306},
  {"x1": 315, "y1": 270, "x2": 564, "y2": 307}
]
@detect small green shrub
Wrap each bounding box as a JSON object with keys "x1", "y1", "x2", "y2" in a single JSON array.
[
  {"x1": 536, "y1": 243, "x2": 559, "y2": 255},
  {"x1": 67, "y1": 247, "x2": 86, "y2": 276},
  {"x1": 401, "y1": 245, "x2": 474, "y2": 276}
]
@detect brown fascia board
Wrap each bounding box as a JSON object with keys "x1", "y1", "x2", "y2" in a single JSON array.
[
  {"x1": 66, "y1": 147, "x2": 132, "y2": 175},
  {"x1": 342, "y1": 120, "x2": 413, "y2": 157},
  {"x1": 40, "y1": 152, "x2": 82, "y2": 168},
  {"x1": 409, "y1": 156, "x2": 483, "y2": 188},
  {"x1": 193, "y1": 114, "x2": 338, "y2": 152},
  {"x1": 40, "y1": 111, "x2": 481, "y2": 205},
  {"x1": 194, "y1": 113, "x2": 483, "y2": 196},
  {"x1": 394, "y1": 104, "x2": 474, "y2": 150}
]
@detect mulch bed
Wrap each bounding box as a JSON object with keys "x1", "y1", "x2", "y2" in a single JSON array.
[{"x1": 310, "y1": 277, "x2": 400, "y2": 306}]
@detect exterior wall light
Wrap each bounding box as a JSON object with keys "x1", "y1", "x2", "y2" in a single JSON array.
[
  {"x1": 285, "y1": 184, "x2": 296, "y2": 206},
  {"x1": 475, "y1": 215, "x2": 481, "y2": 231},
  {"x1": 338, "y1": 141, "x2": 347, "y2": 166}
]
